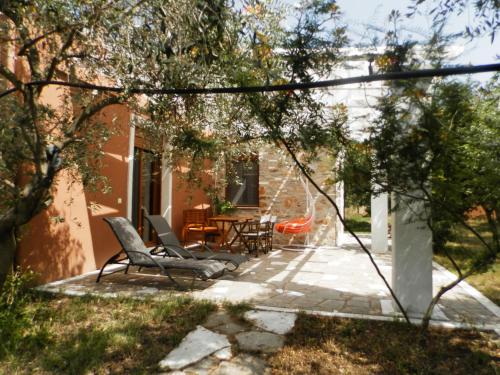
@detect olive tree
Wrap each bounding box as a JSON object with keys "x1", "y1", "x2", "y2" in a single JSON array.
[
  {"x1": 362, "y1": 25, "x2": 499, "y2": 327},
  {"x1": 0, "y1": 0, "x2": 241, "y2": 288}
]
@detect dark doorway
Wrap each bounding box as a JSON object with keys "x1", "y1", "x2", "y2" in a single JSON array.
[{"x1": 131, "y1": 147, "x2": 162, "y2": 244}]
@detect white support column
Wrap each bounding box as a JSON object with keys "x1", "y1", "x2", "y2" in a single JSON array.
[
  {"x1": 161, "y1": 140, "x2": 173, "y2": 226},
  {"x1": 391, "y1": 192, "x2": 433, "y2": 316},
  {"x1": 161, "y1": 164, "x2": 173, "y2": 225},
  {"x1": 370, "y1": 191, "x2": 388, "y2": 253},
  {"x1": 126, "y1": 123, "x2": 136, "y2": 220},
  {"x1": 334, "y1": 180, "x2": 345, "y2": 246}
]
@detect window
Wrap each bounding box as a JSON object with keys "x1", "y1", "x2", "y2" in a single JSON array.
[{"x1": 226, "y1": 157, "x2": 259, "y2": 207}]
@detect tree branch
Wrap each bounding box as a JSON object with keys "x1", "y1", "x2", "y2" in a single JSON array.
[
  {"x1": 0, "y1": 64, "x2": 23, "y2": 90},
  {"x1": 422, "y1": 246, "x2": 496, "y2": 329},
  {"x1": 43, "y1": 30, "x2": 77, "y2": 89},
  {"x1": 61, "y1": 94, "x2": 125, "y2": 148},
  {"x1": 419, "y1": 185, "x2": 495, "y2": 256},
  {"x1": 17, "y1": 29, "x2": 59, "y2": 56},
  {"x1": 273, "y1": 129, "x2": 411, "y2": 324}
]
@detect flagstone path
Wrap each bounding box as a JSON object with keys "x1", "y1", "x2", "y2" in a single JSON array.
[{"x1": 159, "y1": 310, "x2": 296, "y2": 374}]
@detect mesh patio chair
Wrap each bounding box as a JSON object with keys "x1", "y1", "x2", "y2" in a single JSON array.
[
  {"x1": 265, "y1": 215, "x2": 278, "y2": 252},
  {"x1": 96, "y1": 217, "x2": 226, "y2": 288},
  {"x1": 145, "y1": 215, "x2": 248, "y2": 271},
  {"x1": 239, "y1": 215, "x2": 271, "y2": 257}
]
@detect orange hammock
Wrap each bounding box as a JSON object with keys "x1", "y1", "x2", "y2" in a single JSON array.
[
  {"x1": 275, "y1": 175, "x2": 315, "y2": 237},
  {"x1": 275, "y1": 214, "x2": 313, "y2": 234}
]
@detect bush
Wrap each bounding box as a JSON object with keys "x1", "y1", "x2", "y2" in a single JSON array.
[{"x1": 0, "y1": 268, "x2": 37, "y2": 358}]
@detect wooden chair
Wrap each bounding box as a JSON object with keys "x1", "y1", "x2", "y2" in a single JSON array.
[{"x1": 182, "y1": 208, "x2": 220, "y2": 245}]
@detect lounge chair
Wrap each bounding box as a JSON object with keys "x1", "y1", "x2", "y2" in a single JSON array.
[
  {"x1": 96, "y1": 217, "x2": 226, "y2": 288},
  {"x1": 145, "y1": 215, "x2": 248, "y2": 271}
]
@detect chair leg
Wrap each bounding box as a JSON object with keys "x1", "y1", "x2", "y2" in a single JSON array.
[
  {"x1": 253, "y1": 241, "x2": 259, "y2": 257},
  {"x1": 161, "y1": 268, "x2": 183, "y2": 290},
  {"x1": 96, "y1": 253, "x2": 121, "y2": 283}
]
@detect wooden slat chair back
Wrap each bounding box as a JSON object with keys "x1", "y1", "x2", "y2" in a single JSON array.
[{"x1": 182, "y1": 208, "x2": 220, "y2": 245}]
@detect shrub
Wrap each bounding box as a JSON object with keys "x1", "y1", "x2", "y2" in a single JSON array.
[{"x1": 0, "y1": 268, "x2": 37, "y2": 358}]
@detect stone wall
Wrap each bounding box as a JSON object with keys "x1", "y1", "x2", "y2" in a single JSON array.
[{"x1": 229, "y1": 146, "x2": 339, "y2": 247}]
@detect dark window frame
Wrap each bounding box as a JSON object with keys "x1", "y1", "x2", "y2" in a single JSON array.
[{"x1": 225, "y1": 155, "x2": 259, "y2": 208}]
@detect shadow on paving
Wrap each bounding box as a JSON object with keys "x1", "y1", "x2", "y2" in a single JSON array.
[{"x1": 37, "y1": 247, "x2": 500, "y2": 327}]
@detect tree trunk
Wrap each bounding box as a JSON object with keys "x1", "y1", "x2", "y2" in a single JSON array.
[
  {"x1": 484, "y1": 207, "x2": 499, "y2": 253},
  {"x1": 0, "y1": 227, "x2": 17, "y2": 290}
]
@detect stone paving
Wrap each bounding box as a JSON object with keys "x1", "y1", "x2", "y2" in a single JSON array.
[
  {"x1": 158, "y1": 310, "x2": 295, "y2": 374},
  {"x1": 37, "y1": 236, "x2": 500, "y2": 331}
]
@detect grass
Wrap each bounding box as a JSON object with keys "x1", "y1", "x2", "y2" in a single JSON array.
[
  {"x1": 344, "y1": 211, "x2": 371, "y2": 234},
  {"x1": 0, "y1": 292, "x2": 215, "y2": 374},
  {"x1": 268, "y1": 313, "x2": 499, "y2": 375},
  {"x1": 222, "y1": 301, "x2": 252, "y2": 320},
  {"x1": 0, "y1": 280, "x2": 498, "y2": 374},
  {"x1": 434, "y1": 219, "x2": 499, "y2": 305}
]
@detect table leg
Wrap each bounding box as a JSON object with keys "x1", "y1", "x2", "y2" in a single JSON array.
[
  {"x1": 229, "y1": 221, "x2": 249, "y2": 253},
  {"x1": 218, "y1": 221, "x2": 227, "y2": 250}
]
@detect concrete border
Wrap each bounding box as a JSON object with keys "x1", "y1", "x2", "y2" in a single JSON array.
[
  {"x1": 35, "y1": 264, "x2": 126, "y2": 291},
  {"x1": 254, "y1": 305, "x2": 500, "y2": 332}
]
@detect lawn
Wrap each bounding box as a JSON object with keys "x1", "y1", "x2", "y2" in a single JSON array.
[
  {"x1": 344, "y1": 207, "x2": 371, "y2": 234},
  {"x1": 0, "y1": 292, "x2": 215, "y2": 374},
  {"x1": 269, "y1": 313, "x2": 499, "y2": 375},
  {"x1": 0, "y1": 291, "x2": 498, "y2": 374},
  {"x1": 434, "y1": 219, "x2": 499, "y2": 305}
]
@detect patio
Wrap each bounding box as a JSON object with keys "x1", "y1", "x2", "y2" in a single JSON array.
[{"x1": 37, "y1": 235, "x2": 500, "y2": 331}]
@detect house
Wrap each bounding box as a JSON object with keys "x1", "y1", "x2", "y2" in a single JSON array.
[
  {"x1": 9, "y1": 49, "x2": 388, "y2": 285},
  {"x1": 1, "y1": 17, "x2": 385, "y2": 286}
]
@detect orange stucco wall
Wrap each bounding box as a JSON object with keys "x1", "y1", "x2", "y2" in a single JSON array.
[
  {"x1": 17, "y1": 98, "x2": 132, "y2": 283},
  {"x1": 5, "y1": 19, "x2": 216, "y2": 283},
  {"x1": 3, "y1": 20, "x2": 132, "y2": 284}
]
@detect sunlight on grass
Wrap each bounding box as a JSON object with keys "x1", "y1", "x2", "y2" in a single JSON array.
[
  {"x1": 222, "y1": 301, "x2": 252, "y2": 321},
  {"x1": 0, "y1": 293, "x2": 216, "y2": 374},
  {"x1": 344, "y1": 208, "x2": 371, "y2": 234},
  {"x1": 269, "y1": 313, "x2": 499, "y2": 375},
  {"x1": 434, "y1": 219, "x2": 499, "y2": 305}
]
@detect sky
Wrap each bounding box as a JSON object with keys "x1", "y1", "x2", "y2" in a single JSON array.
[{"x1": 329, "y1": 0, "x2": 498, "y2": 82}]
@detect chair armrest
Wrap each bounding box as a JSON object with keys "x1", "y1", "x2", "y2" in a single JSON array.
[
  {"x1": 149, "y1": 245, "x2": 164, "y2": 256},
  {"x1": 164, "y1": 244, "x2": 198, "y2": 260},
  {"x1": 184, "y1": 242, "x2": 204, "y2": 250}
]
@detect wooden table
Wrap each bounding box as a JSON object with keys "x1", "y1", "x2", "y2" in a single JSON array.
[{"x1": 208, "y1": 215, "x2": 252, "y2": 251}]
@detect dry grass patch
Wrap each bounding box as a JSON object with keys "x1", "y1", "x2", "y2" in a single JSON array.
[
  {"x1": 434, "y1": 219, "x2": 499, "y2": 305},
  {"x1": 0, "y1": 292, "x2": 215, "y2": 374},
  {"x1": 268, "y1": 313, "x2": 499, "y2": 375}
]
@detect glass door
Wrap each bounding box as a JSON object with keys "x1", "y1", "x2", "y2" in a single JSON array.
[{"x1": 131, "y1": 147, "x2": 162, "y2": 244}]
